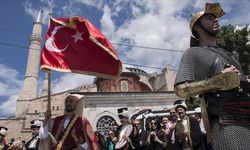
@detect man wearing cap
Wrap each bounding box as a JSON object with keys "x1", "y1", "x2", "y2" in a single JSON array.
[
  {"x1": 174, "y1": 2, "x2": 250, "y2": 149},
  {"x1": 174, "y1": 100, "x2": 203, "y2": 150},
  {"x1": 0, "y1": 127, "x2": 9, "y2": 150},
  {"x1": 23, "y1": 120, "x2": 42, "y2": 150},
  {"x1": 39, "y1": 93, "x2": 98, "y2": 150}
]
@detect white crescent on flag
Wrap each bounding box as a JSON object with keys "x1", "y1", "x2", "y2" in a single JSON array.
[{"x1": 45, "y1": 26, "x2": 68, "y2": 52}]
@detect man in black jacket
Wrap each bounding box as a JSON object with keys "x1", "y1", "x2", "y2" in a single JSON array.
[{"x1": 130, "y1": 119, "x2": 148, "y2": 150}]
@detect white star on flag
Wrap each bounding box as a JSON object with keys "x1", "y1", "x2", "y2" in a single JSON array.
[{"x1": 72, "y1": 31, "x2": 83, "y2": 43}]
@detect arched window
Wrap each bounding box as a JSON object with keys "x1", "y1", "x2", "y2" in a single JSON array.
[
  {"x1": 96, "y1": 115, "x2": 117, "y2": 139},
  {"x1": 120, "y1": 80, "x2": 129, "y2": 92}
]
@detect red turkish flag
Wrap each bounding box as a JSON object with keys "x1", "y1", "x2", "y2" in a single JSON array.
[{"x1": 41, "y1": 16, "x2": 122, "y2": 79}]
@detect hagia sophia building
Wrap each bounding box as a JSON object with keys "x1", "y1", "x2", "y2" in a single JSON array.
[{"x1": 0, "y1": 10, "x2": 179, "y2": 141}]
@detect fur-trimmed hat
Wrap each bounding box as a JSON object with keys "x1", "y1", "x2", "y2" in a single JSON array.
[
  {"x1": 30, "y1": 120, "x2": 43, "y2": 128},
  {"x1": 117, "y1": 107, "x2": 129, "y2": 118},
  {"x1": 174, "y1": 100, "x2": 187, "y2": 110},
  {"x1": 0, "y1": 127, "x2": 8, "y2": 136},
  {"x1": 65, "y1": 93, "x2": 84, "y2": 102}
]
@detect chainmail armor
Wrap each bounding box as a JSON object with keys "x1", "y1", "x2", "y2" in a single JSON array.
[
  {"x1": 175, "y1": 46, "x2": 248, "y2": 85},
  {"x1": 175, "y1": 46, "x2": 250, "y2": 150}
]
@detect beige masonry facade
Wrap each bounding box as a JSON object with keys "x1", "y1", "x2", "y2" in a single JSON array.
[
  {"x1": 0, "y1": 66, "x2": 178, "y2": 141},
  {"x1": 0, "y1": 9, "x2": 179, "y2": 142}
]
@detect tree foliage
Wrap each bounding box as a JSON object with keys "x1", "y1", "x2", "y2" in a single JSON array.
[
  {"x1": 186, "y1": 96, "x2": 200, "y2": 111},
  {"x1": 216, "y1": 24, "x2": 250, "y2": 75}
]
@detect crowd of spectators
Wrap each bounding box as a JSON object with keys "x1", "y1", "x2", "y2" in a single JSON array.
[{"x1": 94, "y1": 100, "x2": 211, "y2": 150}]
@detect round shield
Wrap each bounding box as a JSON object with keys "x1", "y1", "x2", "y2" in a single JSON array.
[{"x1": 115, "y1": 124, "x2": 133, "y2": 149}]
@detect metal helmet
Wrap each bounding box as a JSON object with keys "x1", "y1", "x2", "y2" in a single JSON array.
[
  {"x1": 189, "y1": 3, "x2": 225, "y2": 38},
  {"x1": 189, "y1": 11, "x2": 205, "y2": 34}
]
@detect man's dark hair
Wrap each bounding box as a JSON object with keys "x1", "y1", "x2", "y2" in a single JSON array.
[{"x1": 192, "y1": 19, "x2": 201, "y2": 38}]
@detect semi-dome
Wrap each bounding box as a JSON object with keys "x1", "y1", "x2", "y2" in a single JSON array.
[{"x1": 123, "y1": 67, "x2": 147, "y2": 75}]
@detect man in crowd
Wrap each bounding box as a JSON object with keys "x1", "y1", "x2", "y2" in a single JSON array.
[
  {"x1": 174, "y1": 100, "x2": 203, "y2": 150},
  {"x1": 0, "y1": 127, "x2": 9, "y2": 150},
  {"x1": 174, "y1": 2, "x2": 250, "y2": 149},
  {"x1": 115, "y1": 108, "x2": 134, "y2": 150},
  {"x1": 39, "y1": 93, "x2": 98, "y2": 150},
  {"x1": 166, "y1": 108, "x2": 178, "y2": 150},
  {"x1": 116, "y1": 108, "x2": 130, "y2": 135},
  {"x1": 24, "y1": 120, "x2": 43, "y2": 150},
  {"x1": 130, "y1": 119, "x2": 148, "y2": 150}
]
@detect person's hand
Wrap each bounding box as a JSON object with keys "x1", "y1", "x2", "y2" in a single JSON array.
[
  {"x1": 112, "y1": 137, "x2": 117, "y2": 143},
  {"x1": 122, "y1": 134, "x2": 129, "y2": 141},
  {"x1": 182, "y1": 129, "x2": 189, "y2": 136},
  {"x1": 150, "y1": 131, "x2": 156, "y2": 136},
  {"x1": 165, "y1": 127, "x2": 170, "y2": 134},
  {"x1": 44, "y1": 109, "x2": 51, "y2": 119},
  {"x1": 154, "y1": 135, "x2": 160, "y2": 142},
  {"x1": 8, "y1": 141, "x2": 23, "y2": 150},
  {"x1": 43, "y1": 109, "x2": 51, "y2": 125},
  {"x1": 221, "y1": 65, "x2": 240, "y2": 75},
  {"x1": 139, "y1": 141, "x2": 142, "y2": 146}
]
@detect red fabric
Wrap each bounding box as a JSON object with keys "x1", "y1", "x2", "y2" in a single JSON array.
[
  {"x1": 81, "y1": 117, "x2": 99, "y2": 150},
  {"x1": 41, "y1": 16, "x2": 122, "y2": 79},
  {"x1": 51, "y1": 115, "x2": 99, "y2": 150},
  {"x1": 52, "y1": 115, "x2": 85, "y2": 149}
]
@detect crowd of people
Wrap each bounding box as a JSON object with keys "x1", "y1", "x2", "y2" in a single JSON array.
[
  {"x1": 0, "y1": 97, "x2": 208, "y2": 150},
  {"x1": 0, "y1": 120, "x2": 42, "y2": 150},
  {"x1": 94, "y1": 100, "x2": 210, "y2": 150},
  {"x1": 1, "y1": 2, "x2": 250, "y2": 150}
]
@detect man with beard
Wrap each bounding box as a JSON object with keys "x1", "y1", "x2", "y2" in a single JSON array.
[
  {"x1": 174, "y1": 2, "x2": 250, "y2": 149},
  {"x1": 39, "y1": 94, "x2": 98, "y2": 150},
  {"x1": 130, "y1": 119, "x2": 148, "y2": 150},
  {"x1": 174, "y1": 100, "x2": 203, "y2": 150}
]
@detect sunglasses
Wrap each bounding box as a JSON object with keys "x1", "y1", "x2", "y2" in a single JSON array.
[{"x1": 170, "y1": 112, "x2": 176, "y2": 115}]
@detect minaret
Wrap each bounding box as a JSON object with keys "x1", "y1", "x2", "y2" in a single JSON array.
[
  {"x1": 41, "y1": 72, "x2": 48, "y2": 96},
  {"x1": 16, "y1": 10, "x2": 43, "y2": 117}
]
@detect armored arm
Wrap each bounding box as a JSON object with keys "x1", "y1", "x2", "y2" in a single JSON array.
[{"x1": 174, "y1": 72, "x2": 240, "y2": 99}]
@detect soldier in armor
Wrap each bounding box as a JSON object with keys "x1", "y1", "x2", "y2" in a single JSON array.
[{"x1": 174, "y1": 3, "x2": 250, "y2": 149}]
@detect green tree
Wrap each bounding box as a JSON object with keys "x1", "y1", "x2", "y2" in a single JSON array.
[
  {"x1": 186, "y1": 96, "x2": 200, "y2": 111},
  {"x1": 216, "y1": 24, "x2": 250, "y2": 75}
]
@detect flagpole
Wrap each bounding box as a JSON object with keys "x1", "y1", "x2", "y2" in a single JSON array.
[
  {"x1": 47, "y1": 70, "x2": 52, "y2": 149},
  {"x1": 46, "y1": 10, "x2": 52, "y2": 149}
]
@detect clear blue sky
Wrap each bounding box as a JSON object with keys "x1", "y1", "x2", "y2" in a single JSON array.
[{"x1": 0, "y1": 0, "x2": 249, "y2": 117}]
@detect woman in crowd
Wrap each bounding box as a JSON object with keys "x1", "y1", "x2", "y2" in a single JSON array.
[
  {"x1": 147, "y1": 118, "x2": 168, "y2": 150},
  {"x1": 95, "y1": 131, "x2": 107, "y2": 150}
]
